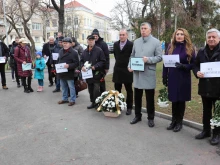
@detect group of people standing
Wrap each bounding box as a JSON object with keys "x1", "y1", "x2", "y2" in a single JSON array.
[{"x1": 0, "y1": 23, "x2": 220, "y2": 146}]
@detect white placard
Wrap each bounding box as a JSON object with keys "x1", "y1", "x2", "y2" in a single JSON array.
[
  {"x1": 52, "y1": 53, "x2": 59, "y2": 60},
  {"x1": 44, "y1": 56, "x2": 49, "y2": 63},
  {"x1": 81, "y1": 69, "x2": 93, "y2": 79},
  {"x1": 55, "y1": 63, "x2": 68, "y2": 73},
  {"x1": 200, "y1": 62, "x2": 220, "y2": 78},
  {"x1": 0, "y1": 57, "x2": 6, "y2": 63},
  {"x1": 162, "y1": 54, "x2": 180, "y2": 67}
]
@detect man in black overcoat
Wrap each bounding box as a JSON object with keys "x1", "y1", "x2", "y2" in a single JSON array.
[{"x1": 112, "y1": 29, "x2": 133, "y2": 115}]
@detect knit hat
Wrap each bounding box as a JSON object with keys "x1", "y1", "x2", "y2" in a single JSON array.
[
  {"x1": 19, "y1": 38, "x2": 29, "y2": 44},
  {"x1": 36, "y1": 51, "x2": 42, "y2": 57},
  {"x1": 58, "y1": 36, "x2": 64, "y2": 41},
  {"x1": 91, "y1": 29, "x2": 99, "y2": 36},
  {"x1": 62, "y1": 37, "x2": 72, "y2": 43}
]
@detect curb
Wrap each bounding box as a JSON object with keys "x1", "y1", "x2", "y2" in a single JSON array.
[{"x1": 139, "y1": 106, "x2": 203, "y2": 131}]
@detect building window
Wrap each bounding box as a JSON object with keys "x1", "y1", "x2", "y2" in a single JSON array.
[
  {"x1": 54, "y1": 32, "x2": 58, "y2": 38},
  {"x1": 84, "y1": 18, "x2": 86, "y2": 26},
  {"x1": 17, "y1": 28, "x2": 23, "y2": 33},
  {"x1": 35, "y1": 37, "x2": 40, "y2": 42},
  {"x1": 74, "y1": 17, "x2": 78, "y2": 25},
  {"x1": 47, "y1": 33, "x2": 50, "y2": 40},
  {"x1": 32, "y1": 23, "x2": 41, "y2": 30},
  {"x1": 82, "y1": 33, "x2": 84, "y2": 40},
  {"x1": 131, "y1": 33, "x2": 135, "y2": 40},
  {"x1": 67, "y1": 17, "x2": 71, "y2": 26},
  {"x1": 46, "y1": 20, "x2": 50, "y2": 26},
  {"x1": 52, "y1": 19, "x2": 57, "y2": 27},
  {"x1": 87, "y1": 18, "x2": 89, "y2": 26}
]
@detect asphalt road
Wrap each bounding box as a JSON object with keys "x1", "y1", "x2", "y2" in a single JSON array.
[{"x1": 1, "y1": 60, "x2": 220, "y2": 165}]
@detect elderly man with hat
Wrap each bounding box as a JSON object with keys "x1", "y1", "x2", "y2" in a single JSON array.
[
  {"x1": 92, "y1": 29, "x2": 109, "y2": 94},
  {"x1": 14, "y1": 38, "x2": 34, "y2": 93},
  {"x1": 57, "y1": 37, "x2": 79, "y2": 106},
  {"x1": 81, "y1": 35, "x2": 106, "y2": 109},
  {"x1": 0, "y1": 39, "x2": 9, "y2": 90}
]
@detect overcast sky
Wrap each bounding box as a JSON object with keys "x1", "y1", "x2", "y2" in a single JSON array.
[{"x1": 67, "y1": 0, "x2": 116, "y2": 17}]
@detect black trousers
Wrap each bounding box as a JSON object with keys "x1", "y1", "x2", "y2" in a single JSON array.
[
  {"x1": 114, "y1": 83, "x2": 133, "y2": 109},
  {"x1": 14, "y1": 62, "x2": 20, "y2": 85},
  {"x1": 21, "y1": 76, "x2": 32, "y2": 89},
  {"x1": 0, "y1": 64, "x2": 6, "y2": 86},
  {"x1": 171, "y1": 102, "x2": 186, "y2": 123},
  {"x1": 134, "y1": 88, "x2": 155, "y2": 120},
  {"x1": 88, "y1": 82, "x2": 100, "y2": 103},
  {"x1": 100, "y1": 81, "x2": 106, "y2": 93},
  {"x1": 47, "y1": 64, "x2": 53, "y2": 84},
  {"x1": 201, "y1": 97, "x2": 219, "y2": 132}
]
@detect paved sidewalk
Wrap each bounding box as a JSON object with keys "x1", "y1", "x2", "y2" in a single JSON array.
[{"x1": 0, "y1": 69, "x2": 220, "y2": 165}]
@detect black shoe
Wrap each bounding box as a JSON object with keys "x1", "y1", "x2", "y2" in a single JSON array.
[
  {"x1": 48, "y1": 84, "x2": 53, "y2": 87},
  {"x1": 87, "y1": 103, "x2": 96, "y2": 109},
  {"x1": 17, "y1": 84, "x2": 21, "y2": 88},
  {"x1": 210, "y1": 134, "x2": 220, "y2": 145},
  {"x1": 130, "y1": 117, "x2": 142, "y2": 124},
  {"x1": 167, "y1": 121, "x2": 176, "y2": 130},
  {"x1": 24, "y1": 89, "x2": 30, "y2": 93},
  {"x1": 28, "y1": 88, "x2": 34, "y2": 92},
  {"x1": 53, "y1": 89, "x2": 61, "y2": 93},
  {"x1": 173, "y1": 123, "x2": 182, "y2": 132},
  {"x1": 126, "y1": 109, "x2": 132, "y2": 115},
  {"x1": 148, "y1": 120, "x2": 155, "y2": 127},
  {"x1": 195, "y1": 130, "x2": 211, "y2": 139}
]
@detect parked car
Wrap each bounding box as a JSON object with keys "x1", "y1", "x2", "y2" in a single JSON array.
[
  {"x1": 106, "y1": 42, "x2": 114, "y2": 53},
  {"x1": 80, "y1": 44, "x2": 87, "y2": 50}
]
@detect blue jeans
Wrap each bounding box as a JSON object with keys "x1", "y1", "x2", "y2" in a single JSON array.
[
  {"x1": 56, "y1": 75, "x2": 60, "y2": 90},
  {"x1": 38, "y1": 79, "x2": 44, "y2": 86},
  {"x1": 11, "y1": 67, "x2": 15, "y2": 79},
  {"x1": 60, "y1": 79, "x2": 76, "y2": 102}
]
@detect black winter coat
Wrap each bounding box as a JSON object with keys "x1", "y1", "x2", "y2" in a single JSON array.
[
  {"x1": 80, "y1": 46, "x2": 106, "y2": 83},
  {"x1": 57, "y1": 47, "x2": 79, "y2": 80},
  {"x1": 95, "y1": 37, "x2": 109, "y2": 70},
  {"x1": 112, "y1": 40, "x2": 133, "y2": 83},
  {"x1": 193, "y1": 43, "x2": 220, "y2": 98},
  {"x1": 42, "y1": 42, "x2": 57, "y2": 65}
]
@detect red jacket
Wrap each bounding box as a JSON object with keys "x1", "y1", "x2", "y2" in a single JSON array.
[{"x1": 14, "y1": 45, "x2": 32, "y2": 77}]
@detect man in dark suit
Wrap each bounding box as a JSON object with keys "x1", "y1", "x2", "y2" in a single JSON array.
[{"x1": 112, "y1": 29, "x2": 133, "y2": 115}]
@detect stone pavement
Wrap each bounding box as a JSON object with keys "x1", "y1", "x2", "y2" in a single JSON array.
[{"x1": 0, "y1": 63, "x2": 220, "y2": 165}]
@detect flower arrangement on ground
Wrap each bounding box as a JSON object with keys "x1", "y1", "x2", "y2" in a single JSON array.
[
  {"x1": 210, "y1": 100, "x2": 220, "y2": 129},
  {"x1": 95, "y1": 90, "x2": 127, "y2": 117},
  {"x1": 157, "y1": 86, "x2": 169, "y2": 108}
]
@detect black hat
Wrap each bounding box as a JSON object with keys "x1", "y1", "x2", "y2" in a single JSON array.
[
  {"x1": 58, "y1": 36, "x2": 64, "y2": 41},
  {"x1": 71, "y1": 37, "x2": 77, "y2": 43},
  {"x1": 91, "y1": 29, "x2": 99, "y2": 36},
  {"x1": 87, "y1": 35, "x2": 95, "y2": 40},
  {"x1": 62, "y1": 37, "x2": 72, "y2": 43}
]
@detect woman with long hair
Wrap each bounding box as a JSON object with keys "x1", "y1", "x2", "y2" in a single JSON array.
[{"x1": 162, "y1": 28, "x2": 195, "y2": 132}]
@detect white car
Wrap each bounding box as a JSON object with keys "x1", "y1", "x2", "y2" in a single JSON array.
[{"x1": 80, "y1": 44, "x2": 87, "y2": 50}]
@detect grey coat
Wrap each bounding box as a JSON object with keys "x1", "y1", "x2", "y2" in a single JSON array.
[{"x1": 128, "y1": 35, "x2": 162, "y2": 89}]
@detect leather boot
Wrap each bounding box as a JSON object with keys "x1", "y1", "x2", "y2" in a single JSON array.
[
  {"x1": 87, "y1": 103, "x2": 96, "y2": 109},
  {"x1": 173, "y1": 122, "x2": 182, "y2": 132},
  {"x1": 210, "y1": 129, "x2": 220, "y2": 145},
  {"x1": 195, "y1": 130, "x2": 211, "y2": 139},
  {"x1": 167, "y1": 120, "x2": 176, "y2": 130},
  {"x1": 24, "y1": 86, "x2": 30, "y2": 93}
]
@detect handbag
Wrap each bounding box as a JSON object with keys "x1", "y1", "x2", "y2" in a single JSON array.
[{"x1": 75, "y1": 79, "x2": 87, "y2": 92}]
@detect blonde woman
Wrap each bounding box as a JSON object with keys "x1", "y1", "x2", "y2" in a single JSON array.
[{"x1": 162, "y1": 28, "x2": 195, "y2": 132}]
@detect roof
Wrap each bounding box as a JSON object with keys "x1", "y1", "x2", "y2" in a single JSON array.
[
  {"x1": 95, "y1": 12, "x2": 110, "y2": 19},
  {"x1": 65, "y1": 1, "x2": 92, "y2": 11}
]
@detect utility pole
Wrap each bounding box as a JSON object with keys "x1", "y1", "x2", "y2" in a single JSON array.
[{"x1": 3, "y1": 0, "x2": 9, "y2": 45}]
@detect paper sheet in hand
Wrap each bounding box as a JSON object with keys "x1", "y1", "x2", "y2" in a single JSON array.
[
  {"x1": 44, "y1": 56, "x2": 49, "y2": 63},
  {"x1": 130, "y1": 57, "x2": 144, "y2": 71},
  {"x1": 0, "y1": 57, "x2": 5, "y2": 63},
  {"x1": 22, "y1": 63, "x2": 32, "y2": 71},
  {"x1": 52, "y1": 53, "x2": 59, "y2": 60},
  {"x1": 162, "y1": 55, "x2": 180, "y2": 67},
  {"x1": 200, "y1": 62, "x2": 220, "y2": 78},
  {"x1": 81, "y1": 69, "x2": 93, "y2": 79},
  {"x1": 55, "y1": 63, "x2": 68, "y2": 73}
]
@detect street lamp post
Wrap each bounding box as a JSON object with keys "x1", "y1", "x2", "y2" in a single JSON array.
[{"x1": 3, "y1": 0, "x2": 9, "y2": 45}]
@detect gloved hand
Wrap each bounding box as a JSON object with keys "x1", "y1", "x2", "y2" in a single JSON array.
[
  {"x1": 37, "y1": 68, "x2": 41, "y2": 71},
  {"x1": 175, "y1": 62, "x2": 187, "y2": 70},
  {"x1": 162, "y1": 77, "x2": 168, "y2": 87}
]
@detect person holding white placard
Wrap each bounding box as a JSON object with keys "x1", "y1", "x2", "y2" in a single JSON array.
[
  {"x1": 0, "y1": 40, "x2": 9, "y2": 90},
  {"x1": 128, "y1": 22, "x2": 162, "y2": 127},
  {"x1": 193, "y1": 28, "x2": 220, "y2": 145},
  {"x1": 163, "y1": 28, "x2": 195, "y2": 132},
  {"x1": 14, "y1": 38, "x2": 33, "y2": 93},
  {"x1": 57, "y1": 37, "x2": 79, "y2": 106},
  {"x1": 81, "y1": 35, "x2": 106, "y2": 109}
]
